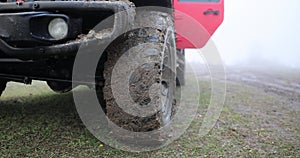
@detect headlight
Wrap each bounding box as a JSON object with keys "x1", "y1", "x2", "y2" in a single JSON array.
[{"x1": 48, "y1": 18, "x2": 68, "y2": 40}]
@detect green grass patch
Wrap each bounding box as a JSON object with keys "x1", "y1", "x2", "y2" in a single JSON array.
[{"x1": 0, "y1": 81, "x2": 299, "y2": 157}]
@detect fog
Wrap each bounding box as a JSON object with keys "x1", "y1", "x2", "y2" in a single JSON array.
[{"x1": 187, "y1": 0, "x2": 300, "y2": 69}]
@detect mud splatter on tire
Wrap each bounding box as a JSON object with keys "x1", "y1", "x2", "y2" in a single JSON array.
[
  {"x1": 102, "y1": 11, "x2": 176, "y2": 132},
  {"x1": 176, "y1": 49, "x2": 185, "y2": 86}
]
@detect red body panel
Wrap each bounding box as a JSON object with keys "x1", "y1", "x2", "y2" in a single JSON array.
[{"x1": 174, "y1": 0, "x2": 224, "y2": 48}]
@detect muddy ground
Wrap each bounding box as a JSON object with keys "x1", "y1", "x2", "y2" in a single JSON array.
[
  {"x1": 225, "y1": 67, "x2": 300, "y2": 156},
  {"x1": 0, "y1": 66, "x2": 299, "y2": 157}
]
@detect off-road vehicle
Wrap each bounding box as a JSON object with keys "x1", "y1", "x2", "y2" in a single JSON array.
[{"x1": 0, "y1": 0, "x2": 224, "y2": 131}]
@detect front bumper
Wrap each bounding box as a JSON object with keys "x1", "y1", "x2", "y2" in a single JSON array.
[{"x1": 0, "y1": 1, "x2": 134, "y2": 60}]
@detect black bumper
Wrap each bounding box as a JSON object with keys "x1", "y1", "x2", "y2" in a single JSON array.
[{"x1": 0, "y1": 1, "x2": 134, "y2": 60}]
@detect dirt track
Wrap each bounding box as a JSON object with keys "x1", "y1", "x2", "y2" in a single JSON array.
[
  {"x1": 189, "y1": 63, "x2": 300, "y2": 156},
  {"x1": 222, "y1": 67, "x2": 300, "y2": 155},
  {"x1": 226, "y1": 67, "x2": 300, "y2": 103}
]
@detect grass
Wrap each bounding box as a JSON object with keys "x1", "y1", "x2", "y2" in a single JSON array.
[{"x1": 0, "y1": 81, "x2": 299, "y2": 157}]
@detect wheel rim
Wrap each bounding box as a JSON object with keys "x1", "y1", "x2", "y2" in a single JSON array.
[{"x1": 161, "y1": 34, "x2": 176, "y2": 125}]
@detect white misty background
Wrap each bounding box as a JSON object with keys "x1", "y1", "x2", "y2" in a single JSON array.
[{"x1": 187, "y1": 0, "x2": 300, "y2": 69}]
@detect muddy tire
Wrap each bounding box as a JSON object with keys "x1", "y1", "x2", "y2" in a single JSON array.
[
  {"x1": 0, "y1": 80, "x2": 7, "y2": 97},
  {"x1": 176, "y1": 49, "x2": 185, "y2": 86},
  {"x1": 103, "y1": 11, "x2": 176, "y2": 132}
]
